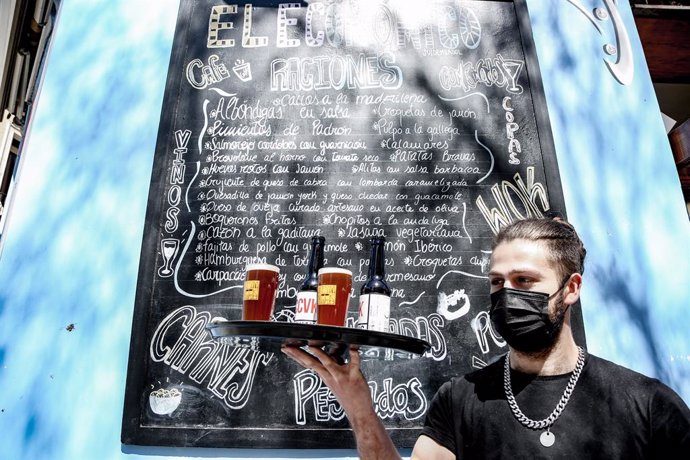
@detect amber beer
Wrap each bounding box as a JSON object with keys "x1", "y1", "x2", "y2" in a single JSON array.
[
  {"x1": 242, "y1": 263, "x2": 280, "y2": 321},
  {"x1": 317, "y1": 268, "x2": 352, "y2": 326}
]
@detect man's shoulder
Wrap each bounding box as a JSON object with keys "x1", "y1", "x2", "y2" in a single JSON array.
[
  {"x1": 586, "y1": 353, "x2": 661, "y2": 384},
  {"x1": 584, "y1": 353, "x2": 685, "y2": 402},
  {"x1": 587, "y1": 353, "x2": 690, "y2": 435}
]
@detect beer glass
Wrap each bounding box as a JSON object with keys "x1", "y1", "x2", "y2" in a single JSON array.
[
  {"x1": 242, "y1": 263, "x2": 280, "y2": 321},
  {"x1": 317, "y1": 268, "x2": 352, "y2": 326}
]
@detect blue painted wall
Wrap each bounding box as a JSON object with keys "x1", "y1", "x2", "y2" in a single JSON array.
[{"x1": 0, "y1": 1, "x2": 687, "y2": 459}]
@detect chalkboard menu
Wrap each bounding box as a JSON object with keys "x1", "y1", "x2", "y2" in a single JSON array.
[{"x1": 122, "y1": 0, "x2": 585, "y2": 448}]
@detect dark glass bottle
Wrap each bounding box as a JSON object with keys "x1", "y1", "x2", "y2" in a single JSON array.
[
  {"x1": 294, "y1": 236, "x2": 325, "y2": 323},
  {"x1": 358, "y1": 237, "x2": 391, "y2": 332}
]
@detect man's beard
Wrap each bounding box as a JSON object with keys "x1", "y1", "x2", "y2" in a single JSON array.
[{"x1": 518, "y1": 292, "x2": 569, "y2": 359}]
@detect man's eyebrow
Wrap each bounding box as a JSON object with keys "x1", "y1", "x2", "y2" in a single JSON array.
[{"x1": 488, "y1": 269, "x2": 541, "y2": 277}]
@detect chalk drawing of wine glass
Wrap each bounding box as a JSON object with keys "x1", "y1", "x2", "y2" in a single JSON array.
[
  {"x1": 500, "y1": 60, "x2": 524, "y2": 94},
  {"x1": 158, "y1": 238, "x2": 180, "y2": 278},
  {"x1": 458, "y1": 7, "x2": 481, "y2": 50}
]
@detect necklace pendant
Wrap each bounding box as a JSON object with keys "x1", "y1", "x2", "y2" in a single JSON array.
[{"x1": 540, "y1": 430, "x2": 555, "y2": 447}]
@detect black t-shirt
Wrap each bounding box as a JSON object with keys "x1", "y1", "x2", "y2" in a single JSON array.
[{"x1": 422, "y1": 353, "x2": 690, "y2": 459}]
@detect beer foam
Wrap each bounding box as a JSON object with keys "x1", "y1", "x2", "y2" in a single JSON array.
[
  {"x1": 245, "y1": 263, "x2": 280, "y2": 273},
  {"x1": 318, "y1": 267, "x2": 353, "y2": 276}
]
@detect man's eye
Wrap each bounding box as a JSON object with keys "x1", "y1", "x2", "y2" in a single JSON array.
[
  {"x1": 490, "y1": 279, "x2": 503, "y2": 286},
  {"x1": 517, "y1": 277, "x2": 534, "y2": 284}
]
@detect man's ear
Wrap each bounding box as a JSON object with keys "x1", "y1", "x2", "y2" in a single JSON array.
[{"x1": 564, "y1": 273, "x2": 582, "y2": 306}]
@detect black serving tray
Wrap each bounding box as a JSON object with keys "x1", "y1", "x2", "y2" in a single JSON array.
[{"x1": 207, "y1": 320, "x2": 431, "y2": 363}]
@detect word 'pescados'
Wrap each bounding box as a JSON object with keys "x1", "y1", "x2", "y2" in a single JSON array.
[{"x1": 293, "y1": 369, "x2": 428, "y2": 424}]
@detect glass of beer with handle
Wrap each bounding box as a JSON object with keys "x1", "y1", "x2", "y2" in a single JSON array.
[
  {"x1": 317, "y1": 267, "x2": 352, "y2": 326},
  {"x1": 242, "y1": 263, "x2": 280, "y2": 321}
]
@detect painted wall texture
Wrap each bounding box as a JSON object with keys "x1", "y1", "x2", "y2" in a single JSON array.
[{"x1": 0, "y1": 1, "x2": 687, "y2": 459}]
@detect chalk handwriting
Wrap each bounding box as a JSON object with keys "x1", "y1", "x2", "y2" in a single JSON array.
[
  {"x1": 271, "y1": 53, "x2": 403, "y2": 92},
  {"x1": 205, "y1": 2, "x2": 483, "y2": 52},
  {"x1": 502, "y1": 96, "x2": 522, "y2": 165},
  {"x1": 471, "y1": 355, "x2": 489, "y2": 369},
  {"x1": 186, "y1": 55, "x2": 231, "y2": 89},
  {"x1": 471, "y1": 310, "x2": 506, "y2": 354},
  {"x1": 476, "y1": 166, "x2": 550, "y2": 235},
  {"x1": 346, "y1": 313, "x2": 447, "y2": 362},
  {"x1": 439, "y1": 54, "x2": 524, "y2": 94},
  {"x1": 150, "y1": 306, "x2": 273, "y2": 409},
  {"x1": 293, "y1": 370, "x2": 345, "y2": 424},
  {"x1": 392, "y1": 313, "x2": 448, "y2": 362},
  {"x1": 207, "y1": 5, "x2": 238, "y2": 48},
  {"x1": 292, "y1": 369, "x2": 427, "y2": 424}
]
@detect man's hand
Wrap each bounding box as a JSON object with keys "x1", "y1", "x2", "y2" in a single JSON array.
[
  {"x1": 282, "y1": 345, "x2": 402, "y2": 460},
  {"x1": 281, "y1": 345, "x2": 372, "y2": 420}
]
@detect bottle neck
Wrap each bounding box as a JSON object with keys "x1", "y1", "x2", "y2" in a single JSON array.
[
  {"x1": 368, "y1": 241, "x2": 385, "y2": 280},
  {"x1": 306, "y1": 240, "x2": 324, "y2": 279}
]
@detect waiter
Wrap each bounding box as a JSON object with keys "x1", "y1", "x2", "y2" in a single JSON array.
[{"x1": 283, "y1": 217, "x2": 690, "y2": 459}]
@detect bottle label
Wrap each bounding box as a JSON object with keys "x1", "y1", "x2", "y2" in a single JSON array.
[
  {"x1": 358, "y1": 294, "x2": 390, "y2": 332},
  {"x1": 317, "y1": 284, "x2": 337, "y2": 305},
  {"x1": 243, "y1": 280, "x2": 259, "y2": 300},
  {"x1": 295, "y1": 291, "x2": 318, "y2": 324}
]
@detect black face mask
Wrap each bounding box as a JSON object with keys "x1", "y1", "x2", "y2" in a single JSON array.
[{"x1": 489, "y1": 285, "x2": 569, "y2": 353}]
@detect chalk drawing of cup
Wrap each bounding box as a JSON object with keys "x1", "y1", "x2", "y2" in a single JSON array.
[{"x1": 233, "y1": 59, "x2": 252, "y2": 82}]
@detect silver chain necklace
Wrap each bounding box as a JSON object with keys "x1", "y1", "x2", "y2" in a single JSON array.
[{"x1": 503, "y1": 346, "x2": 585, "y2": 448}]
